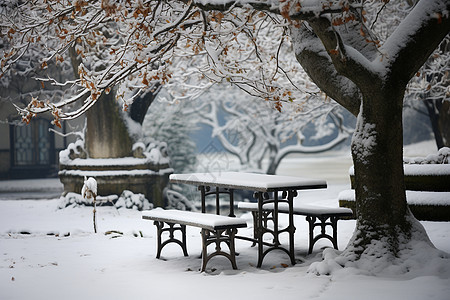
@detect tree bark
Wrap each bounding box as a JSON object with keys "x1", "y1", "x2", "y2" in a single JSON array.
[
  {"x1": 69, "y1": 46, "x2": 158, "y2": 158},
  {"x1": 351, "y1": 85, "x2": 410, "y2": 253}
]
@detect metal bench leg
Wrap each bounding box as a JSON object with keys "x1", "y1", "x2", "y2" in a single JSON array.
[
  {"x1": 154, "y1": 221, "x2": 188, "y2": 258},
  {"x1": 200, "y1": 228, "x2": 239, "y2": 272},
  {"x1": 305, "y1": 216, "x2": 340, "y2": 254}
]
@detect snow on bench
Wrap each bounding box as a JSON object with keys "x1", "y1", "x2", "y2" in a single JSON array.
[
  {"x1": 338, "y1": 189, "x2": 450, "y2": 206},
  {"x1": 238, "y1": 202, "x2": 353, "y2": 254},
  {"x1": 238, "y1": 202, "x2": 353, "y2": 217},
  {"x1": 338, "y1": 189, "x2": 450, "y2": 221},
  {"x1": 143, "y1": 209, "x2": 247, "y2": 231},
  {"x1": 142, "y1": 208, "x2": 247, "y2": 272}
]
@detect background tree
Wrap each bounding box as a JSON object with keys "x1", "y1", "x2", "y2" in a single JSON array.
[
  {"x1": 189, "y1": 85, "x2": 353, "y2": 174},
  {"x1": 142, "y1": 91, "x2": 198, "y2": 174},
  {"x1": 1, "y1": 1, "x2": 314, "y2": 119},
  {"x1": 407, "y1": 35, "x2": 449, "y2": 149}
]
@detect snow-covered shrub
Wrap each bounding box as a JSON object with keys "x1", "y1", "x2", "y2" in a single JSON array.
[
  {"x1": 404, "y1": 147, "x2": 449, "y2": 164},
  {"x1": 58, "y1": 190, "x2": 152, "y2": 210},
  {"x1": 115, "y1": 190, "x2": 153, "y2": 211},
  {"x1": 58, "y1": 192, "x2": 89, "y2": 209},
  {"x1": 57, "y1": 192, "x2": 118, "y2": 209}
]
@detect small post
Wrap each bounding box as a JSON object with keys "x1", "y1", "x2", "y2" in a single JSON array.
[
  {"x1": 93, "y1": 194, "x2": 97, "y2": 234},
  {"x1": 82, "y1": 177, "x2": 98, "y2": 233}
]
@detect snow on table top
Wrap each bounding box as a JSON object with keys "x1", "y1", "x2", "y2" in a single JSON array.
[
  {"x1": 169, "y1": 172, "x2": 327, "y2": 192},
  {"x1": 142, "y1": 208, "x2": 247, "y2": 230},
  {"x1": 338, "y1": 189, "x2": 450, "y2": 206}
]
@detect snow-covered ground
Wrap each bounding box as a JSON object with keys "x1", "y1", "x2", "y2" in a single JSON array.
[
  {"x1": 1, "y1": 140, "x2": 449, "y2": 300},
  {"x1": 0, "y1": 178, "x2": 63, "y2": 200}
]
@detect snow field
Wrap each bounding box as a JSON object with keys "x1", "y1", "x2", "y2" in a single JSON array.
[
  {"x1": 1, "y1": 142, "x2": 449, "y2": 300},
  {"x1": 1, "y1": 194, "x2": 449, "y2": 300}
]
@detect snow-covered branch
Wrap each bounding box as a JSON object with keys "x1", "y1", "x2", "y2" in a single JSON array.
[
  {"x1": 2, "y1": 0, "x2": 325, "y2": 124},
  {"x1": 382, "y1": 0, "x2": 450, "y2": 84}
]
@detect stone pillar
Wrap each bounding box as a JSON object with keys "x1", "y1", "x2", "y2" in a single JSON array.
[{"x1": 85, "y1": 91, "x2": 133, "y2": 158}]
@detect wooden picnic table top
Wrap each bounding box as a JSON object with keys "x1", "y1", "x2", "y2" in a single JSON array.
[{"x1": 169, "y1": 172, "x2": 327, "y2": 192}]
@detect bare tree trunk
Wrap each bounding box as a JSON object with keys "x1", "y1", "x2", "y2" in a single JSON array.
[{"x1": 351, "y1": 87, "x2": 411, "y2": 255}]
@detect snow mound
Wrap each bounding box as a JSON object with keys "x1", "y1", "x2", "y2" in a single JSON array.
[
  {"x1": 57, "y1": 192, "x2": 118, "y2": 209},
  {"x1": 115, "y1": 190, "x2": 153, "y2": 211},
  {"x1": 308, "y1": 216, "x2": 450, "y2": 278}
]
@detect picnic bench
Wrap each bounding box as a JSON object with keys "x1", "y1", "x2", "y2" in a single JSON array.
[
  {"x1": 238, "y1": 202, "x2": 353, "y2": 254},
  {"x1": 143, "y1": 172, "x2": 328, "y2": 271},
  {"x1": 142, "y1": 208, "x2": 247, "y2": 272}
]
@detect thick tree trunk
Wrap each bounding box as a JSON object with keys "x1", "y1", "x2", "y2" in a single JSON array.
[{"x1": 350, "y1": 85, "x2": 411, "y2": 255}]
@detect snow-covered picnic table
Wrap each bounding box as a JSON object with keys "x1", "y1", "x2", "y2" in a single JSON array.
[{"x1": 169, "y1": 172, "x2": 328, "y2": 268}]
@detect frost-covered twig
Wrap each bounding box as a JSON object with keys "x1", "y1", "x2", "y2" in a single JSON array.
[{"x1": 48, "y1": 128, "x2": 84, "y2": 139}]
